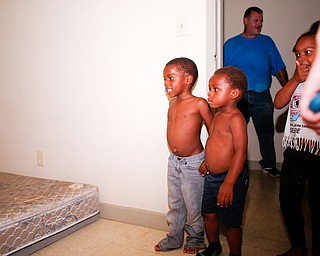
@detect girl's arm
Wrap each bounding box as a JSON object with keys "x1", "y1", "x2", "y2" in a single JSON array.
[{"x1": 274, "y1": 61, "x2": 308, "y2": 109}]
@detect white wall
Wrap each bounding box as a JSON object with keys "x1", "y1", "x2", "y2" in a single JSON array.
[
  {"x1": 224, "y1": 0, "x2": 320, "y2": 164},
  {"x1": 1, "y1": 0, "x2": 319, "y2": 217},
  {"x1": 0, "y1": 0, "x2": 213, "y2": 214}
]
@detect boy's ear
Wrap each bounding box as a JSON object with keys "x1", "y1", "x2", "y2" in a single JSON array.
[
  {"x1": 185, "y1": 74, "x2": 194, "y2": 85},
  {"x1": 231, "y1": 88, "x2": 241, "y2": 100}
]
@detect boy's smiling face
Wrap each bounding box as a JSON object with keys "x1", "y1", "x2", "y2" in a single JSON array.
[{"x1": 163, "y1": 64, "x2": 189, "y2": 98}]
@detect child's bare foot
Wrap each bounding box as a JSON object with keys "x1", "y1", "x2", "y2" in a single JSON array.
[
  {"x1": 183, "y1": 247, "x2": 199, "y2": 254},
  {"x1": 154, "y1": 244, "x2": 161, "y2": 251},
  {"x1": 154, "y1": 243, "x2": 178, "y2": 252}
]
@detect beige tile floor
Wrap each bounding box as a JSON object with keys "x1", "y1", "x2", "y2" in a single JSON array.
[{"x1": 32, "y1": 169, "x2": 312, "y2": 256}]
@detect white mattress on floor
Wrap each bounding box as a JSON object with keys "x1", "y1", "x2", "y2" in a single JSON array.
[{"x1": 0, "y1": 172, "x2": 100, "y2": 255}]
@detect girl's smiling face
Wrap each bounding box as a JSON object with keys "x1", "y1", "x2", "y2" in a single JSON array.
[{"x1": 294, "y1": 35, "x2": 316, "y2": 67}]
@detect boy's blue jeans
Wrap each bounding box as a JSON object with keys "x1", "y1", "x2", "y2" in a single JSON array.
[{"x1": 160, "y1": 151, "x2": 205, "y2": 250}]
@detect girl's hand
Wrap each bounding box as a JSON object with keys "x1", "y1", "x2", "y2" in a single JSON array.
[{"x1": 293, "y1": 60, "x2": 309, "y2": 83}]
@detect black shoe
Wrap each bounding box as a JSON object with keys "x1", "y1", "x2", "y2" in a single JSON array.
[
  {"x1": 266, "y1": 167, "x2": 281, "y2": 178},
  {"x1": 196, "y1": 247, "x2": 222, "y2": 256},
  {"x1": 276, "y1": 246, "x2": 307, "y2": 256}
]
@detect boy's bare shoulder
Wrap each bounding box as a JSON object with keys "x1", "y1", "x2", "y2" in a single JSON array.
[
  {"x1": 217, "y1": 109, "x2": 245, "y2": 123},
  {"x1": 192, "y1": 95, "x2": 207, "y2": 101},
  {"x1": 229, "y1": 110, "x2": 247, "y2": 131},
  {"x1": 231, "y1": 110, "x2": 246, "y2": 121},
  {"x1": 192, "y1": 96, "x2": 209, "y2": 106}
]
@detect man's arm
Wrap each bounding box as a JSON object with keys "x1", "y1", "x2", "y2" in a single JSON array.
[{"x1": 276, "y1": 68, "x2": 289, "y2": 87}]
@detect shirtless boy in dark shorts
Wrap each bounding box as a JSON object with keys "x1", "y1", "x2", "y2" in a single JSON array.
[{"x1": 197, "y1": 66, "x2": 248, "y2": 256}]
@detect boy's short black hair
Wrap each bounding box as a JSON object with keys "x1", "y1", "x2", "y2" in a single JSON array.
[
  {"x1": 244, "y1": 6, "x2": 263, "y2": 18},
  {"x1": 166, "y1": 57, "x2": 198, "y2": 86},
  {"x1": 215, "y1": 66, "x2": 248, "y2": 99}
]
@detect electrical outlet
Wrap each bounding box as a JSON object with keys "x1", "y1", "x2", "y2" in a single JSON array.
[
  {"x1": 37, "y1": 151, "x2": 44, "y2": 166},
  {"x1": 176, "y1": 16, "x2": 188, "y2": 37}
]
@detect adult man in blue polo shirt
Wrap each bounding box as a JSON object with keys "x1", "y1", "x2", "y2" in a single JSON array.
[{"x1": 224, "y1": 6, "x2": 288, "y2": 177}]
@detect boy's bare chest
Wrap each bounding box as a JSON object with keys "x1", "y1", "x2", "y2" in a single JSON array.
[
  {"x1": 168, "y1": 103, "x2": 197, "y2": 120},
  {"x1": 210, "y1": 115, "x2": 231, "y2": 136}
]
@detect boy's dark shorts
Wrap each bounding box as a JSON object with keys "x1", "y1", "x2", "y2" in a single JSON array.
[{"x1": 201, "y1": 168, "x2": 249, "y2": 228}]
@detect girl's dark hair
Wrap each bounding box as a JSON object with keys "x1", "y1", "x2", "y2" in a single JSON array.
[
  {"x1": 292, "y1": 22, "x2": 319, "y2": 52},
  {"x1": 309, "y1": 20, "x2": 320, "y2": 33}
]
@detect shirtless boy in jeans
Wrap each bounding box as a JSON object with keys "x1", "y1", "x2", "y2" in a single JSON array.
[{"x1": 154, "y1": 57, "x2": 213, "y2": 254}]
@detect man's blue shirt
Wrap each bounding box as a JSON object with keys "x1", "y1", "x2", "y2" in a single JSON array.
[{"x1": 223, "y1": 34, "x2": 286, "y2": 92}]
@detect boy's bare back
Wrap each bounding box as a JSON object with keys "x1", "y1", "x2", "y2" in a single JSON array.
[{"x1": 167, "y1": 96, "x2": 211, "y2": 157}]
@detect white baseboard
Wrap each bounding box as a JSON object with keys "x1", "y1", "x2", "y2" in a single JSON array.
[
  {"x1": 99, "y1": 161, "x2": 282, "y2": 231},
  {"x1": 99, "y1": 202, "x2": 168, "y2": 231}
]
